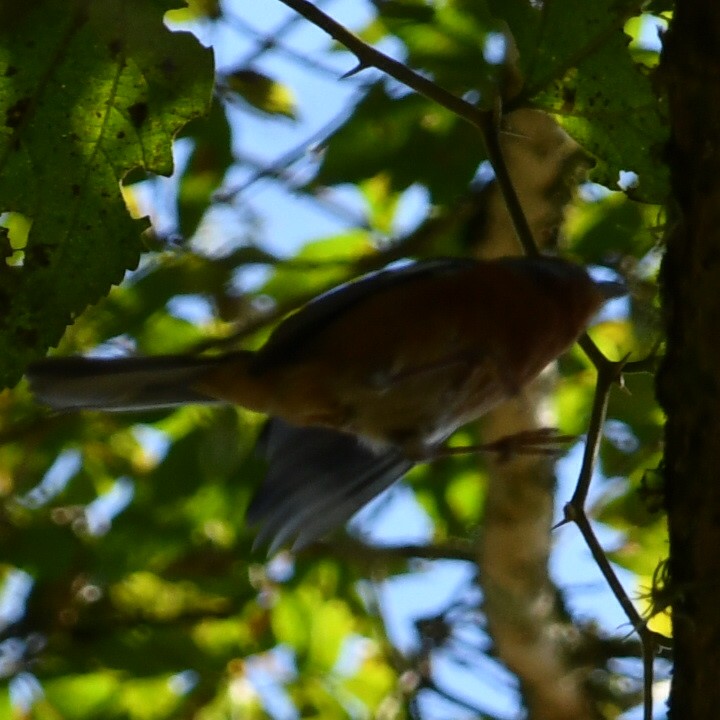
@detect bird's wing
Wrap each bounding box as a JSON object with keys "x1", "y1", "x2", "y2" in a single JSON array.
[
  {"x1": 254, "y1": 258, "x2": 477, "y2": 370},
  {"x1": 248, "y1": 418, "x2": 413, "y2": 553}
]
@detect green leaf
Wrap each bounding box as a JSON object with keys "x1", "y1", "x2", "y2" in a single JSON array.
[
  {"x1": 308, "y1": 600, "x2": 354, "y2": 670},
  {"x1": 120, "y1": 675, "x2": 185, "y2": 720},
  {"x1": 0, "y1": 0, "x2": 213, "y2": 386},
  {"x1": 533, "y1": 34, "x2": 668, "y2": 201},
  {"x1": 224, "y1": 68, "x2": 298, "y2": 120},
  {"x1": 340, "y1": 653, "x2": 396, "y2": 713},
  {"x1": 260, "y1": 230, "x2": 374, "y2": 304},
  {"x1": 566, "y1": 192, "x2": 662, "y2": 262},
  {"x1": 166, "y1": 0, "x2": 222, "y2": 22},
  {"x1": 43, "y1": 672, "x2": 121, "y2": 719},
  {"x1": 272, "y1": 592, "x2": 311, "y2": 654},
  {"x1": 176, "y1": 100, "x2": 233, "y2": 239},
  {"x1": 359, "y1": 175, "x2": 401, "y2": 235},
  {"x1": 489, "y1": 0, "x2": 668, "y2": 201},
  {"x1": 381, "y1": 1, "x2": 505, "y2": 98},
  {"x1": 316, "y1": 84, "x2": 486, "y2": 203},
  {"x1": 375, "y1": 0, "x2": 437, "y2": 24},
  {"x1": 445, "y1": 466, "x2": 485, "y2": 524},
  {"x1": 606, "y1": 513, "x2": 668, "y2": 578}
]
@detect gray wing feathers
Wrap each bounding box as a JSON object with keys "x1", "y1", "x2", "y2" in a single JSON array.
[{"x1": 249, "y1": 419, "x2": 413, "y2": 553}]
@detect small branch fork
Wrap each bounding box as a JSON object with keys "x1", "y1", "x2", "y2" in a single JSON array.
[
  {"x1": 274, "y1": 0, "x2": 538, "y2": 259},
  {"x1": 272, "y1": 1, "x2": 660, "y2": 717}
]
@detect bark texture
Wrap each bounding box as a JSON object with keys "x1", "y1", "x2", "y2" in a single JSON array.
[{"x1": 659, "y1": 2, "x2": 720, "y2": 718}]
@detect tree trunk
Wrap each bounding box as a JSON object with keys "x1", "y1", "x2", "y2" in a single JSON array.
[{"x1": 659, "y1": 2, "x2": 720, "y2": 717}]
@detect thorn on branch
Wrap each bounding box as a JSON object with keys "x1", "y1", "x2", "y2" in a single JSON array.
[
  {"x1": 340, "y1": 61, "x2": 369, "y2": 79},
  {"x1": 551, "y1": 503, "x2": 575, "y2": 531}
]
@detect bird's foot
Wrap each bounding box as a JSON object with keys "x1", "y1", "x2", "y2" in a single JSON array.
[{"x1": 430, "y1": 428, "x2": 576, "y2": 462}]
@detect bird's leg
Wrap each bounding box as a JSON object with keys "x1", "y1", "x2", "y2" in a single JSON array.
[{"x1": 427, "y1": 428, "x2": 576, "y2": 462}]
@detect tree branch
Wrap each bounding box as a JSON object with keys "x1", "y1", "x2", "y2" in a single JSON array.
[
  {"x1": 558, "y1": 356, "x2": 658, "y2": 720},
  {"x1": 273, "y1": 0, "x2": 539, "y2": 258}
]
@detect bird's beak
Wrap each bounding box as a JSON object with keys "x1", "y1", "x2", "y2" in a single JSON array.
[{"x1": 595, "y1": 280, "x2": 627, "y2": 300}]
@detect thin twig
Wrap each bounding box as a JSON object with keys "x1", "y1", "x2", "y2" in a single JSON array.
[
  {"x1": 216, "y1": 86, "x2": 366, "y2": 202},
  {"x1": 274, "y1": 0, "x2": 539, "y2": 258},
  {"x1": 579, "y1": 332, "x2": 610, "y2": 369},
  {"x1": 308, "y1": 539, "x2": 478, "y2": 563},
  {"x1": 557, "y1": 358, "x2": 656, "y2": 720},
  {"x1": 570, "y1": 360, "x2": 622, "y2": 508},
  {"x1": 224, "y1": 10, "x2": 344, "y2": 78},
  {"x1": 568, "y1": 509, "x2": 659, "y2": 720},
  {"x1": 229, "y1": 151, "x2": 370, "y2": 227}
]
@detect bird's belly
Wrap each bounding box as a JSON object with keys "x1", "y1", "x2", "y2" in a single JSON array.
[{"x1": 342, "y1": 358, "x2": 508, "y2": 455}]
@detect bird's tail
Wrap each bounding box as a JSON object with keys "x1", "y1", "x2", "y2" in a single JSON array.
[{"x1": 27, "y1": 352, "x2": 254, "y2": 412}]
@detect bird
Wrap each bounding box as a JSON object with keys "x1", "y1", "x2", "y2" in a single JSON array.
[{"x1": 27, "y1": 255, "x2": 624, "y2": 552}]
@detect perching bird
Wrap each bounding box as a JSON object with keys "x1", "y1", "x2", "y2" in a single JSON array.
[{"x1": 28, "y1": 255, "x2": 624, "y2": 551}]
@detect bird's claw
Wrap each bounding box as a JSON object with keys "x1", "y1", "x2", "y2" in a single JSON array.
[{"x1": 431, "y1": 428, "x2": 576, "y2": 462}]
